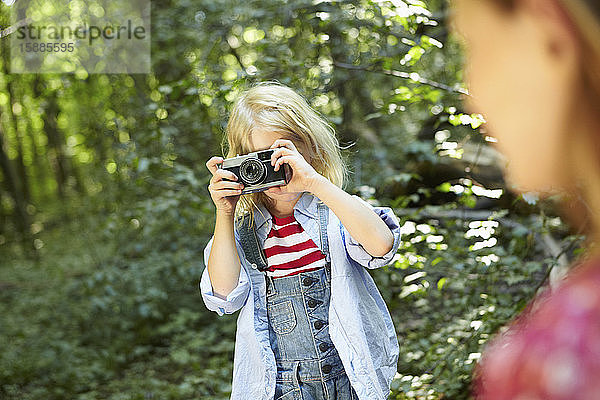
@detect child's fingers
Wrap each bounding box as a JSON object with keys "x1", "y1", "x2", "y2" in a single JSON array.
[
  {"x1": 211, "y1": 179, "x2": 244, "y2": 191},
  {"x1": 274, "y1": 155, "x2": 293, "y2": 171},
  {"x1": 212, "y1": 168, "x2": 238, "y2": 183},
  {"x1": 217, "y1": 188, "x2": 244, "y2": 198},
  {"x1": 270, "y1": 147, "x2": 294, "y2": 165},
  {"x1": 206, "y1": 156, "x2": 224, "y2": 174},
  {"x1": 208, "y1": 181, "x2": 244, "y2": 200},
  {"x1": 270, "y1": 139, "x2": 297, "y2": 153}
]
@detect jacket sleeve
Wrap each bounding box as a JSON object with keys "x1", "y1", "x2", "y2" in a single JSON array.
[
  {"x1": 340, "y1": 195, "x2": 402, "y2": 269},
  {"x1": 199, "y1": 230, "x2": 251, "y2": 316}
]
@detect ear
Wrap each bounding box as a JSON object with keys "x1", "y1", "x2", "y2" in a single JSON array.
[{"x1": 518, "y1": 0, "x2": 581, "y2": 61}]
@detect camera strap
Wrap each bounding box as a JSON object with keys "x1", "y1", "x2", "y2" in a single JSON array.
[{"x1": 236, "y1": 200, "x2": 331, "y2": 274}]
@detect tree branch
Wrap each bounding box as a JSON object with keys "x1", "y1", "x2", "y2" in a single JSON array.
[{"x1": 333, "y1": 61, "x2": 469, "y2": 95}]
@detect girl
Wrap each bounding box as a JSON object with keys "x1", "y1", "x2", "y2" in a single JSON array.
[
  {"x1": 200, "y1": 82, "x2": 402, "y2": 400},
  {"x1": 451, "y1": 0, "x2": 600, "y2": 398}
]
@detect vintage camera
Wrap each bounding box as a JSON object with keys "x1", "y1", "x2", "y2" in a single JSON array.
[{"x1": 219, "y1": 149, "x2": 291, "y2": 194}]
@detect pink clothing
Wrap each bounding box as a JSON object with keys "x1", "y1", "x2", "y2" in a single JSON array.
[{"x1": 474, "y1": 258, "x2": 600, "y2": 400}]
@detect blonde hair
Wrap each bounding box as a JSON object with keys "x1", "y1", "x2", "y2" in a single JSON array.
[{"x1": 221, "y1": 81, "x2": 349, "y2": 228}]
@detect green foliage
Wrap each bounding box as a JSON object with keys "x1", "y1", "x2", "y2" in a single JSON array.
[
  {"x1": 373, "y1": 194, "x2": 581, "y2": 398},
  {"x1": 0, "y1": 207, "x2": 238, "y2": 399}
]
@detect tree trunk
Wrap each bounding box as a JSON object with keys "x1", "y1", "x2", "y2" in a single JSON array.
[
  {"x1": 30, "y1": 77, "x2": 51, "y2": 204},
  {"x1": 23, "y1": 114, "x2": 41, "y2": 204},
  {"x1": 1, "y1": 29, "x2": 31, "y2": 207},
  {"x1": 5, "y1": 77, "x2": 31, "y2": 204},
  {"x1": 71, "y1": 158, "x2": 87, "y2": 196},
  {"x1": 0, "y1": 121, "x2": 31, "y2": 247},
  {"x1": 43, "y1": 91, "x2": 69, "y2": 200},
  {"x1": 0, "y1": 189, "x2": 5, "y2": 237}
]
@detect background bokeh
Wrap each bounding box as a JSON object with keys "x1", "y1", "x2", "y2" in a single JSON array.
[{"x1": 0, "y1": 1, "x2": 584, "y2": 399}]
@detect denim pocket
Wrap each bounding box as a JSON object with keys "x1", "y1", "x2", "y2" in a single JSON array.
[{"x1": 268, "y1": 300, "x2": 297, "y2": 334}]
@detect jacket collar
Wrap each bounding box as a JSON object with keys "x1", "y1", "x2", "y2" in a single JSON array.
[{"x1": 254, "y1": 191, "x2": 319, "y2": 230}]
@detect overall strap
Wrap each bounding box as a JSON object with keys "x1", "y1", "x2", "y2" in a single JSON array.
[
  {"x1": 316, "y1": 200, "x2": 331, "y2": 273},
  {"x1": 235, "y1": 213, "x2": 269, "y2": 272}
]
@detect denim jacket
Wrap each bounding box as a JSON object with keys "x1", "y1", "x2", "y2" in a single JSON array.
[{"x1": 199, "y1": 191, "x2": 402, "y2": 400}]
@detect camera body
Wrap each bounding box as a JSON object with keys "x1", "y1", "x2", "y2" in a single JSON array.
[{"x1": 220, "y1": 149, "x2": 291, "y2": 194}]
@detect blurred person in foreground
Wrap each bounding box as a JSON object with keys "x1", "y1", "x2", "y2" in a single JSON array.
[{"x1": 450, "y1": 0, "x2": 600, "y2": 399}]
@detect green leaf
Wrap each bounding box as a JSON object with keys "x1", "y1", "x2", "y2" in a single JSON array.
[{"x1": 437, "y1": 277, "x2": 447, "y2": 291}]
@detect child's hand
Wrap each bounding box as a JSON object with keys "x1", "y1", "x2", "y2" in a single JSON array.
[
  {"x1": 206, "y1": 156, "x2": 244, "y2": 216},
  {"x1": 269, "y1": 139, "x2": 324, "y2": 193}
]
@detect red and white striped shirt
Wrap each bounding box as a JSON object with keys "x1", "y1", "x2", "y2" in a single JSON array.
[{"x1": 263, "y1": 213, "x2": 326, "y2": 279}]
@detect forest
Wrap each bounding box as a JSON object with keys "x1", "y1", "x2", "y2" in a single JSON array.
[{"x1": 0, "y1": 0, "x2": 582, "y2": 399}]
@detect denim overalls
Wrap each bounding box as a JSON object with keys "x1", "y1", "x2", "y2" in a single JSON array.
[{"x1": 237, "y1": 201, "x2": 359, "y2": 400}]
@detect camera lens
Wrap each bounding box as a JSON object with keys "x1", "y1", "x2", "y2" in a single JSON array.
[{"x1": 239, "y1": 158, "x2": 267, "y2": 185}]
